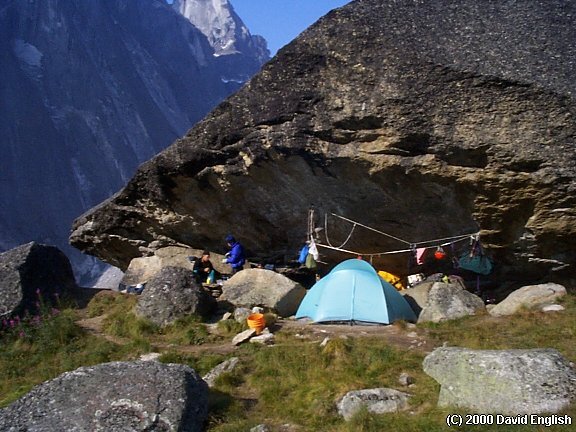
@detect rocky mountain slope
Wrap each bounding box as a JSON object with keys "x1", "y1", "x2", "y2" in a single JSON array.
[
  {"x1": 0, "y1": 0, "x2": 268, "y2": 284},
  {"x1": 71, "y1": 0, "x2": 576, "y2": 287}
]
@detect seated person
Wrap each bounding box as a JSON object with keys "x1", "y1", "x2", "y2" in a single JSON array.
[{"x1": 193, "y1": 250, "x2": 217, "y2": 283}]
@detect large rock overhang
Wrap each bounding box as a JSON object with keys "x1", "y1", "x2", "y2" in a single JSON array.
[{"x1": 71, "y1": 0, "x2": 576, "y2": 286}]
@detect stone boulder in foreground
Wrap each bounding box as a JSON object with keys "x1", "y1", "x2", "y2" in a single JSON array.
[
  {"x1": 71, "y1": 0, "x2": 576, "y2": 287},
  {"x1": 423, "y1": 347, "x2": 576, "y2": 415},
  {"x1": 0, "y1": 361, "x2": 208, "y2": 431},
  {"x1": 336, "y1": 388, "x2": 411, "y2": 421}
]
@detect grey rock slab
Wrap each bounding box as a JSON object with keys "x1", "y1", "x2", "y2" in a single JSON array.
[
  {"x1": 202, "y1": 357, "x2": 240, "y2": 387},
  {"x1": 401, "y1": 281, "x2": 435, "y2": 316},
  {"x1": 71, "y1": 0, "x2": 576, "y2": 290},
  {"x1": 490, "y1": 283, "x2": 567, "y2": 317},
  {"x1": 542, "y1": 304, "x2": 565, "y2": 313},
  {"x1": 136, "y1": 266, "x2": 216, "y2": 326},
  {"x1": 399, "y1": 373, "x2": 415, "y2": 387},
  {"x1": 337, "y1": 388, "x2": 411, "y2": 421},
  {"x1": 423, "y1": 347, "x2": 576, "y2": 414},
  {"x1": 250, "y1": 425, "x2": 271, "y2": 432},
  {"x1": 233, "y1": 307, "x2": 252, "y2": 323},
  {"x1": 250, "y1": 333, "x2": 275, "y2": 345},
  {"x1": 0, "y1": 242, "x2": 77, "y2": 318},
  {"x1": 122, "y1": 247, "x2": 230, "y2": 286},
  {"x1": 232, "y1": 328, "x2": 256, "y2": 346},
  {"x1": 221, "y1": 269, "x2": 306, "y2": 317},
  {"x1": 418, "y1": 282, "x2": 485, "y2": 323},
  {"x1": 139, "y1": 352, "x2": 161, "y2": 362}
]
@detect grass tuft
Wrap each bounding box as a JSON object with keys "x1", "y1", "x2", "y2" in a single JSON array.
[
  {"x1": 0, "y1": 308, "x2": 127, "y2": 407},
  {"x1": 162, "y1": 315, "x2": 216, "y2": 345},
  {"x1": 217, "y1": 319, "x2": 246, "y2": 336},
  {"x1": 102, "y1": 311, "x2": 159, "y2": 340}
]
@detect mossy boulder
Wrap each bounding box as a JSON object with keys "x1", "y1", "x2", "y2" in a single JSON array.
[{"x1": 423, "y1": 347, "x2": 576, "y2": 414}]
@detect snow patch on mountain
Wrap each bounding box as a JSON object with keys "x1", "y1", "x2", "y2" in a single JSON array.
[
  {"x1": 172, "y1": 0, "x2": 240, "y2": 55},
  {"x1": 13, "y1": 39, "x2": 43, "y2": 67},
  {"x1": 171, "y1": 0, "x2": 269, "y2": 63}
]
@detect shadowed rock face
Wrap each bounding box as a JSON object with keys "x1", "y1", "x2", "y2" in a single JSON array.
[
  {"x1": 71, "y1": 0, "x2": 576, "y2": 287},
  {"x1": 0, "y1": 242, "x2": 77, "y2": 318}
]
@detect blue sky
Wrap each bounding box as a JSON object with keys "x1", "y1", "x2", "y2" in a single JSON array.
[{"x1": 230, "y1": 0, "x2": 353, "y2": 55}]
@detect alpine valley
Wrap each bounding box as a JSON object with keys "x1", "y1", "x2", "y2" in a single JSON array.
[{"x1": 0, "y1": 0, "x2": 268, "y2": 285}]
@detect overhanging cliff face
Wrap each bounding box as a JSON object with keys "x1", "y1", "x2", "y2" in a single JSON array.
[{"x1": 71, "y1": 0, "x2": 576, "y2": 286}]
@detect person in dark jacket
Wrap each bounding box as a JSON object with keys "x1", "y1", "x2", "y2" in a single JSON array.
[
  {"x1": 223, "y1": 234, "x2": 245, "y2": 274},
  {"x1": 193, "y1": 250, "x2": 216, "y2": 283}
]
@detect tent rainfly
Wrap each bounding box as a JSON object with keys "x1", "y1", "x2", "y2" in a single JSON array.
[{"x1": 296, "y1": 259, "x2": 417, "y2": 324}]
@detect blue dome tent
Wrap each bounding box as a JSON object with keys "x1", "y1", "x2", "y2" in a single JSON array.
[{"x1": 296, "y1": 259, "x2": 417, "y2": 324}]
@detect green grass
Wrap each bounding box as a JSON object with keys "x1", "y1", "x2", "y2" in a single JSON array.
[
  {"x1": 204, "y1": 295, "x2": 576, "y2": 431},
  {"x1": 421, "y1": 294, "x2": 576, "y2": 362},
  {"x1": 158, "y1": 351, "x2": 228, "y2": 376},
  {"x1": 216, "y1": 318, "x2": 247, "y2": 336},
  {"x1": 93, "y1": 292, "x2": 223, "y2": 346},
  {"x1": 212, "y1": 338, "x2": 440, "y2": 431},
  {"x1": 86, "y1": 290, "x2": 129, "y2": 317},
  {"x1": 1, "y1": 291, "x2": 575, "y2": 431},
  {"x1": 0, "y1": 309, "x2": 129, "y2": 407},
  {"x1": 92, "y1": 292, "x2": 160, "y2": 341},
  {"x1": 162, "y1": 315, "x2": 217, "y2": 345}
]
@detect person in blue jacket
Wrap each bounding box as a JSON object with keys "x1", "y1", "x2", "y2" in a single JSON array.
[{"x1": 223, "y1": 234, "x2": 246, "y2": 274}]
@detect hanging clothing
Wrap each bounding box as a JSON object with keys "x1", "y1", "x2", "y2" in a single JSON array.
[
  {"x1": 458, "y1": 253, "x2": 493, "y2": 275},
  {"x1": 416, "y1": 248, "x2": 427, "y2": 265},
  {"x1": 305, "y1": 253, "x2": 317, "y2": 270},
  {"x1": 458, "y1": 241, "x2": 493, "y2": 275},
  {"x1": 298, "y1": 244, "x2": 310, "y2": 264},
  {"x1": 309, "y1": 239, "x2": 319, "y2": 260}
]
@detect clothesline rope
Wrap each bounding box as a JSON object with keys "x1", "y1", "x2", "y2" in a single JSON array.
[
  {"x1": 318, "y1": 212, "x2": 480, "y2": 258},
  {"x1": 330, "y1": 213, "x2": 411, "y2": 245},
  {"x1": 316, "y1": 234, "x2": 475, "y2": 258}
]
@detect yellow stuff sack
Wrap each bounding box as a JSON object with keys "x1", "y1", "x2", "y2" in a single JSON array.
[{"x1": 378, "y1": 270, "x2": 405, "y2": 291}]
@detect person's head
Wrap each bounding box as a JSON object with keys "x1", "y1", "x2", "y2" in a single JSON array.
[
  {"x1": 225, "y1": 234, "x2": 236, "y2": 247},
  {"x1": 201, "y1": 250, "x2": 210, "y2": 262}
]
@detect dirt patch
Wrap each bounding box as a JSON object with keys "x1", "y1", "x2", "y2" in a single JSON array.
[
  {"x1": 274, "y1": 319, "x2": 437, "y2": 354},
  {"x1": 75, "y1": 310, "x2": 437, "y2": 357},
  {"x1": 76, "y1": 315, "x2": 128, "y2": 346}
]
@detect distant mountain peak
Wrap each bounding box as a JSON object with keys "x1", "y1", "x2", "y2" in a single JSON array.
[{"x1": 171, "y1": 0, "x2": 269, "y2": 62}]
